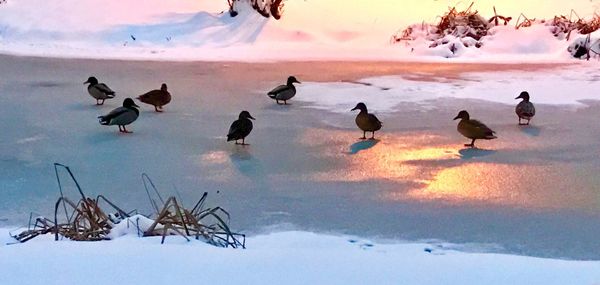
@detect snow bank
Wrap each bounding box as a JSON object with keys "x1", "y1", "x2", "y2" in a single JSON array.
[
  {"x1": 0, "y1": 0, "x2": 596, "y2": 61},
  {"x1": 1, "y1": 228, "x2": 599, "y2": 285}
]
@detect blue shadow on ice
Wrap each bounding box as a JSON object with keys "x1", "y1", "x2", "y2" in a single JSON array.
[
  {"x1": 349, "y1": 139, "x2": 379, "y2": 155},
  {"x1": 229, "y1": 148, "x2": 266, "y2": 179},
  {"x1": 520, "y1": 125, "x2": 541, "y2": 137},
  {"x1": 459, "y1": 148, "x2": 496, "y2": 160}
]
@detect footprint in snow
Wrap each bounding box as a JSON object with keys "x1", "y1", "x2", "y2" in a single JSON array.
[{"x1": 348, "y1": 239, "x2": 374, "y2": 249}]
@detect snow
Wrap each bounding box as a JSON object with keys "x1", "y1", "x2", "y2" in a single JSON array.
[
  {"x1": 1, "y1": 1, "x2": 600, "y2": 281},
  {"x1": 1, "y1": 228, "x2": 599, "y2": 285},
  {"x1": 296, "y1": 63, "x2": 600, "y2": 114},
  {"x1": 0, "y1": 0, "x2": 597, "y2": 61},
  {"x1": 106, "y1": 215, "x2": 157, "y2": 239}
]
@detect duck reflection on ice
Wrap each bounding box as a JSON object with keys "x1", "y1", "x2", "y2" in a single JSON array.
[
  {"x1": 348, "y1": 139, "x2": 379, "y2": 155},
  {"x1": 520, "y1": 125, "x2": 541, "y2": 137},
  {"x1": 229, "y1": 147, "x2": 266, "y2": 180},
  {"x1": 458, "y1": 148, "x2": 496, "y2": 160}
]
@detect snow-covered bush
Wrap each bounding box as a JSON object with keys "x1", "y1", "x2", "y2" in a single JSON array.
[
  {"x1": 227, "y1": 0, "x2": 284, "y2": 20},
  {"x1": 392, "y1": 3, "x2": 491, "y2": 57},
  {"x1": 549, "y1": 13, "x2": 600, "y2": 41},
  {"x1": 568, "y1": 36, "x2": 600, "y2": 59}
]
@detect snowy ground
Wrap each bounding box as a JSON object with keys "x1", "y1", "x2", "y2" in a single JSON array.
[
  {"x1": 1, "y1": 55, "x2": 600, "y2": 263},
  {"x1": 2, "y1": 1, "x2": 600, "y2": 283},
  {"x1": 1, "y1": 229, "x2": 600, "y2": 285},
  {"x1": 0, "y1": 0, "x2": 597, "y2": 61}
]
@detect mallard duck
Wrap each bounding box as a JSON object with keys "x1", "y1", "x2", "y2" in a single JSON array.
[
  {"x1": 227, "y1": 111, "x2": 255, "y2": 145},
  {"x1": 137, "y1": 83, "x2": 171, "y2": 112},
  {"x1": 84, "y1": 76, "x2": 115, "y2": 105},
  {"x1": 268, "y1": 76, "x2": 301, "y2": 105},
  {"x1": 453, "y1": 110, "x2": 497, "y2": 148},
  {"x1": 98, "y1": 98, "x2": 140, "y2": 133},
  {"x1": 351, "y1": 102, "x2": 382, "y2": 139},
  {"x1": 515, "y1": 91, "x2": 535, "y2": 125}
]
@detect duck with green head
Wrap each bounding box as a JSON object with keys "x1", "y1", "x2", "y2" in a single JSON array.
[
  {"x1": 98, "y1": 98, "x2": 140, "y2": 133},
  {"x1": 453, "y1": 110, "x2": 497, "y2": 148},
  {"x1": 351, "y1": 102, "x2": 382, "y2": 140},
  {"x1": 268, "y1": 76, "x2": 301, "y2": 105},
  {"x1": 84, "y1": 76, "x2": 115, "y2": 105}
]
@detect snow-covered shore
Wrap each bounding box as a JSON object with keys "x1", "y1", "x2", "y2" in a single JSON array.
[
  {"x1": 1, "y1": 229, "x2": 600, "y2": 285},
  {"x1": 0, "y1": 0, "x2": 597, "y2": 62}
]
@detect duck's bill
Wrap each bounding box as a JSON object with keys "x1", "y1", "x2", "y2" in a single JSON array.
[
  {"x1": 515, "y1": 95, "x2": 522, "y2": 99},
  {"x1": 351, "y1": 107, "x2": 358, "y2": 111},
  {"x1": 132, "y1": 103, "x2": 140, "y2": 108},
  {"x1": 249, "y1": 115, "x2": 255, "y2": 120},
  {"x1": 83, "y1": 80, "x2": 89, "y2": 84},
  {"x1": 453, "y1": 115, "x2": 460, "y2": 120}
]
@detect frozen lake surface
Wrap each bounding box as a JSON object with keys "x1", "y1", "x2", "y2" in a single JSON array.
[{"x1": 0, "y1": 55, "x2": 599, "y2": 259}]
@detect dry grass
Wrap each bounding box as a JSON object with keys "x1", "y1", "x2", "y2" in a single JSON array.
[
  {"x1": 550, "y1": 10, "x2": 600, "y2": 40},
  {"x1": 11, "y1": 164, "x2": 245, "y2": 248}
]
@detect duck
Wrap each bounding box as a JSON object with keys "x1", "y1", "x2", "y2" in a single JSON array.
[
  {"x1": 227, "y1": 111, "x2": 255, "y2": 145},
  {"x1": 84, "y1": 76, "x2": 115, "y2": 105},
  {"x1": 137, "y1": 83, "x2": 172, "y2": 112},
  {"x1": 98, "y1": 98, "x2": 140, "y2": 133},
  {"x1": 268, "y1": 76, "x2": 301, "y2": 105},
  {"x1": 515, "y1": 91, "x2": 535, "y2": 125},
  {"x1": 351, "y1": 102, "x2": 382, "y2": 139},
  {"x1": 453, "y1": 110, "x2": 497, "y2": 148}
]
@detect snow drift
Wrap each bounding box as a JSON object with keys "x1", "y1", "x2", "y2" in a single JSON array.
[{"x1": 0, "y1": 0, "x2": 597, "y2": 61}]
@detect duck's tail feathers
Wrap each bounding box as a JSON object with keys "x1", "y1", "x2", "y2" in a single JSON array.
[
  {"x1": 485, "y1": 135, "x2": 498, "y2": 140},
  {"x1": 106, "y1": 92, "x2": 116, "y2": 98},
  {"x1": 267, "y1": 93, "x2": 277, "y2": 98}
]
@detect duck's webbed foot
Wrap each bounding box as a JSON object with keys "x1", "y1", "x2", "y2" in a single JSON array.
[{"x1": 464, "y1": 139, "x2": 475, "y2": 148}]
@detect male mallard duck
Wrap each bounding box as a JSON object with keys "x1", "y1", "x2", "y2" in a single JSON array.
[
  {"x1": 268, "y1": 76, "x2": 301, "y2": 105},
  {"x1": 351, "y1": 102, "x2": 382, "y2": 139},
  {"x1": 84, "y1": 76, "x2": 115, "y2": 105},
  {"x1": 453, "y1": 110, "x2": 497, "y2": 148},
  {"x1": 515, "y1": 91, "x2": 535, "y2": 125},
  {"x1": 137, "y1": 83, "x2": 171, "y2": 112},
  {"x1": 98, "y1": 98, "x2": 140, "y2": 133},
  {"x1": 227, "y1": 111, "x2": 255, "y2": 145}
]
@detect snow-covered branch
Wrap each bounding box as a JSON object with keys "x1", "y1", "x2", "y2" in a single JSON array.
[{"x1": 227, "y1": 0, "x2": 284, "y2": 19}]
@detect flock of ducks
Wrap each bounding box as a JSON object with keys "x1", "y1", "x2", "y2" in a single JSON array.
[{"x1": 85, "y1": 75, "x2": 536, "y2": 148}]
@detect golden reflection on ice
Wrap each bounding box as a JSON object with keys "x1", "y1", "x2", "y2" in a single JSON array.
[
  {"x1": 301, "y1": 128, "x2": 592, "y2": 209},
  {"x1": 408, "y1": 164, "x2": 530, "y2": 203}
]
